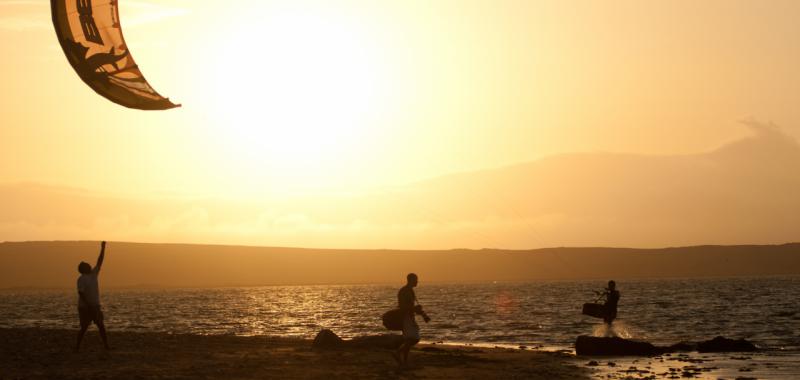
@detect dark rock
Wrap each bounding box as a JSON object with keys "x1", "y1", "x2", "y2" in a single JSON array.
[
  {"x1": 312, "y1": 329, "x2": 344, "y2": 350},
  {"x1": 575, "y1": 335, "x2": 658, "y2": 356},
  {"x1": 665, "y1": 342, "x2": 696, "y2": 352},
  {"x1": 575, "y1": 335, "x2": 757, "y2": 356},
  {"x1": 586, "y1": 360, "x2": 599, "y2": 366},
  {"x1": 348, "y1": 334, "x2": 405, "y2": 350},
  {"x1": 697, "y1": 336, "x2": 757, "y2": 353},
  {"x1": 312, "y1": 330, "x2": 405, "y2": 350}
]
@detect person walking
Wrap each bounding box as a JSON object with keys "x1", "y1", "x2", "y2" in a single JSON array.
[{"x1": 393, "y1": 273, "x2": 430, "y2": 367}]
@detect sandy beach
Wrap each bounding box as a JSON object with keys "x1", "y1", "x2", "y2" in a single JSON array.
[{"x1": 0, "y1": 328, "x2": 589, "y2": 379}]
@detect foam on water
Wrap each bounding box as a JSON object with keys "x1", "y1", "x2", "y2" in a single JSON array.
[{"x1": 591, "y1": 321, "x2": 634, "y2": 339}]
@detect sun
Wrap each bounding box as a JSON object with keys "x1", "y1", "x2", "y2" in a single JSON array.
[{"x1": 203, "y1": 5, "x2": 391, "y2": 189}]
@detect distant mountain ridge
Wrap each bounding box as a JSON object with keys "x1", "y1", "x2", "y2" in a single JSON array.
[
  {"x1": 1, "y1": 123, "x2": 799, "y2": 249},
  {"x1": 1, "y1": 241, "x2": 797, "y2": 289}
]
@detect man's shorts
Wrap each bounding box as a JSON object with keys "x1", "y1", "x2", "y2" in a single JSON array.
[
  {"x1": 402, "y1": 315, "x2": 420, "y2": 342},
  {"x1": 79, "y1": 305, "x2": 104, "y2": 327}
]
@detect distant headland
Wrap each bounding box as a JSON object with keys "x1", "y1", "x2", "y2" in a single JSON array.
[{"x1": 1, "y1": 241, "x2": 798, "y2": 289}]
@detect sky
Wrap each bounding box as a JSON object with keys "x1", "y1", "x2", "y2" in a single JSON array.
[{"x1": 1, "y1": 0, "x2": 799, "y2": 249}]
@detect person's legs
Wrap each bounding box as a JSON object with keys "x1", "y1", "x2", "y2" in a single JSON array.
[
  {"x1": 603, "y1": 309, "x2": 617, "y2": 337},
  {"x1": 97, "y1": 322, "x2": 109, "y2": 349},
  {"x1": 76, "y1": 307, "x2": 91, "y2": 352},
  {"x1": 392, "y1": 346, "x2": 403, "y2": 365},
  {"x1": 394, "y1": 339, "x2": 417, "y2": 365},
  {"x1": 94, "y1": 307, "x2": 110, "y2": 349},
  {"x1": 395, "y1": 315, "x2": 420, "y2": 366},
  {"x1": 76, "y1": 324, "x2": 89, "y2": 352},
  {"x1": 401, "y1": 340, "x2": 415, "y2": 363},
  {"x1": 603, "y1": 305, "x2": 616, "y2": 325},
  {"x1": 402, "y1": 316, "x2": 420, "y2": 365}
]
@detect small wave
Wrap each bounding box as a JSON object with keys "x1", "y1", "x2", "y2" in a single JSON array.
[{"x1": 435, "y1": 323, "x2": 459, "y2": 329}]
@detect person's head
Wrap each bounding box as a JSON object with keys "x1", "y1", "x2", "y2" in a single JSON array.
[
  {"x1": 607, "y1": 280, "x2": 616, "y2": 290},
  {"x1": 406, "y1": 273, "x2": 418, "y2": 287},
  {"x1": 78, "y1": 262, "x2": 92, "y2": 275}
]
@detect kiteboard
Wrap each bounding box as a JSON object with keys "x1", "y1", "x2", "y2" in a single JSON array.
[
  {"x1": 382, "y1": 309, "x2": 405, "y2": 331},
  {"x1": 582, "y1": 303, "x2": 607, "y2": 319}
]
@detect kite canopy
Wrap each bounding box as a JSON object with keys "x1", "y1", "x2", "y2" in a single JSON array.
[{"x1": 51, "y1": 0, "x2": 179, "y2": 110}]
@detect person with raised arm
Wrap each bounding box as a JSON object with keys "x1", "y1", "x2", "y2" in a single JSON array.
[{"x1": 75, "y1": 241, "x2": 110, "y2": 352}]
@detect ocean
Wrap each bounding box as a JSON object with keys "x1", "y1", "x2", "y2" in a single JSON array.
[{"x1": 2, "y1": 276, "x2": 799, "y2": 378}]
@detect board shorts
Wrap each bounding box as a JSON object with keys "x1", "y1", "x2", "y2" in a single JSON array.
[
  {"x1": 604, "y1": 308, "x2": 617, "y2": 324},
  {"x1": 79, "y1": 305, "x2": 104, "y2": 327},
  {"x1": 402, "y1": 314, "x2": 420, "y2": 342}
]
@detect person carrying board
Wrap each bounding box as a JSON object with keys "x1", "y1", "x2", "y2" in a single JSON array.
[
  {"x1": 392, "y1": 273, "x2": 430, "y2": 367},
  {"x1": 602, "y1": 280, "x2": 620, "y2": 325}
]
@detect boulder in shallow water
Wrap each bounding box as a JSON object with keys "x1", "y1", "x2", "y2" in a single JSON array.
[
  {"x1": 575, "y1": 335, "x2": 658, "y2": 356},
  {"x1": 696, "y1": 336, "x2": 757, "y2": 353},
  {"x1": 312, "y1": 329, "x2": 344, "y2": 350}
]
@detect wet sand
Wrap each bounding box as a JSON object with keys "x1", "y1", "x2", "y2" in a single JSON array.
[
  {"x1": 578, "y1": 351, "x2": 800, "y2": 379},
  {"x1": 0, "y1": 328, "x2": 589, "y2": 379}
]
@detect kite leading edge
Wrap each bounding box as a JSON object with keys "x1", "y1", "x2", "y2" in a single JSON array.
[{"x1": 51, "y1": 0, "x2": 180, "y2": 110}]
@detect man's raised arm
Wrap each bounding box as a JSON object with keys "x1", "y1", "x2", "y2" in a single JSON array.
[{"x1": 94, "y1": 241, "x2": 106, "y2": 274}]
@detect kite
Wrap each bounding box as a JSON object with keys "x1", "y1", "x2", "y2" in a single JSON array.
[{"x1": 51, "y1": 0, "x2": 179, "y2": 110}]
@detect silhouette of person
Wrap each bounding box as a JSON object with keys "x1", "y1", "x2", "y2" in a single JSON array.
[
  {"x1": 603, "y1": 280, "x2": 620, "y2": 325},
  {"x1": 75, "y1": 241, "x2": 110, "y2": 352},
  {"x1": 393, "y1": 273, "x2": 430, "y2": 367}
]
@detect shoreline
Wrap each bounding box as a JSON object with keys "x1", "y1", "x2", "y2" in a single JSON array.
[{"x1": 0, "y1": 328, "x2": 590, "y2": 379}]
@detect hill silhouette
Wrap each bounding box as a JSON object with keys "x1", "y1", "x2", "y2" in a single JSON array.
[
  {"x1": 1, "y1": 241, "x2": 797, "y2": 288},
  {"x1": 0, "y1": 123, "x2": 798, "y2": 249}
]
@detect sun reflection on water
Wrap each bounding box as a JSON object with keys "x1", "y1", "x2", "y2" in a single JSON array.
[{"x1": 0, "y1": 277, "x2": 798, "y2": 353}]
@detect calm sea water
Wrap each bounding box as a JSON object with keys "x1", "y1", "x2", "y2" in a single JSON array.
[{"x1": 1, "y1": 276, "x2": 797, "y2": 353}]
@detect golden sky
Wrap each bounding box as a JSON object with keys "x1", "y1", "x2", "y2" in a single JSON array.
[{"x1": 1, "y1": 0, "x2": 799, "y2": 248}]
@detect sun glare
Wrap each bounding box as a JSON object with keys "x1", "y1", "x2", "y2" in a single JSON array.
[{"x1": 205, "y1": 6, "x2": 391, "y2": 188}]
